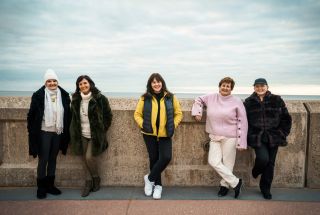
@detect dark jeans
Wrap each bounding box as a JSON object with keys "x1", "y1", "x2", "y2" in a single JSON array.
[
  {"x1": 252, "y1": 143, "x2": 278, "y2": 192},
  {"x1": 37, "y1": 131, "x2": 61, "y2": 179},
  {"x1": 143, "y1": 134, "x2": 172, "y2": 186}
]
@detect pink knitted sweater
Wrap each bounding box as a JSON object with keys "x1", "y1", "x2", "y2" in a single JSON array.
[{"x1": 192, "y1": 93, "x2": 248, "y2": 149}]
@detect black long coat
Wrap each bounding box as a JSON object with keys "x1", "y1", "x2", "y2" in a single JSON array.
[
  {"x1": 70, "y1": 92, "x2": 112, "y2": 156},
  {"x1": 27, "y1": 86, "x2": 71, "y2": 158},
  {"x1": 244, "y1": 91, "x2": 292, "y2": 148}
]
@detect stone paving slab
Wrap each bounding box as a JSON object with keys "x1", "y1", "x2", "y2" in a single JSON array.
[
  {"x1": 128, "y1": 200, "x2": 320, "y2": 215},
  {"x1": 0, "y1": 200, "x2": 320, "y2": 215}
]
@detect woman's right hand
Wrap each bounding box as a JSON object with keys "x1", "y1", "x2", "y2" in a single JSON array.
[{"x1": 194, "y1": 115, "x2": 202, "y2": 122}]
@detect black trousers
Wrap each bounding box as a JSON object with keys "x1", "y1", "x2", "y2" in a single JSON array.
[
  {"x1": 143, "y1": 134, "x2": 172, "y2": 186},
  {"x1": 252, "y1": 143, "x2": 278, "y2": 192},
  {"x1": 37, "y1": 131, "x2": 61, "y2": 179}
]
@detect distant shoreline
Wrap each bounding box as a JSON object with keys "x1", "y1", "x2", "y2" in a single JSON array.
[{"x1": 1, "y1": 91, "x2": 320, "y2": 100}]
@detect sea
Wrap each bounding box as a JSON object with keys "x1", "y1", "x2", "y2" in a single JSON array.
[{"x1": 0, "y1": 91, "x2": 320, "y2": 100}]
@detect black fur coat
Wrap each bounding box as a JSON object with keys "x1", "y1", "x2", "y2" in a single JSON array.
[
  {"x1": 244, "y1": 91, "x2": 292, "y2": 148},
  {"x1": 27, "y1": 86, "x2": 71, "y2": 158}
]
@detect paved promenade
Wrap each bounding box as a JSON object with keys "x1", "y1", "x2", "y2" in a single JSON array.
[{"x1": 1, "y1": 186, "x2": 320, "y2": 215}]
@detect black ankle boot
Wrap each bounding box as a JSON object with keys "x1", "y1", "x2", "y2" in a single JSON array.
[
  {"x1": 233, "y1": 179, "x2": 243, "y2": 198},
  {"x1": 218, "y1": 186, "x2": 229, "y2": 197},
  {"x1": 259, "y1": 181, "x2": 272, "y2": 199},
  {"x1": 261, "y1": 189, "x2": 272, "y2": 200},
  {"x1": 92, "y1": 176, "x2": 101, "y2": 192},
  {"x1": 37, "y1": 178, "x2": 47, "y2": 199},
  {"x1": 82, "y1": 180, "x2": 93, "y2": 197},
  {"x1": 46, "y1": 175, "x2": 61, "y2": 195},
  {"x1": 262, "y1": 191, "x2": 272, "y2": 199}
]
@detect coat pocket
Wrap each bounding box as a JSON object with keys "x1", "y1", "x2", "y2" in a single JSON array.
[{"x1": 268, "y1": 129, "x2": 287, "y2": 147}]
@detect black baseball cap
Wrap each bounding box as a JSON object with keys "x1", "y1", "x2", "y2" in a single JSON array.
[{"x1": 253, "y1": 78, "x2": 268, "y2": 86}]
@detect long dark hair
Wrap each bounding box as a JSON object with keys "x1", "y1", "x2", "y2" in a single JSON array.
[
  {"x1": 72, "y1": 75, "x2": 100, "y2": 99},
  {"x1": 142, "y1": 73, "x2": 172, "y2": 98}
]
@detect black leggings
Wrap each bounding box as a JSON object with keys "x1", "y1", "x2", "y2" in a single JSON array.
[
  {"x1": 252, "y1": 143, "x2": 278, "y2": 192},
  {"x1": 143, "y1": 134, "x2": 172, "y2": 186},
  {"x1": 37, "y1": 131, "x2": 61, "y2": 179}
]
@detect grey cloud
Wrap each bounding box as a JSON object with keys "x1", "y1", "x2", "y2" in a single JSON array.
[{"x1": 0, "y1": 0, "x2": 319, "y2": 93}]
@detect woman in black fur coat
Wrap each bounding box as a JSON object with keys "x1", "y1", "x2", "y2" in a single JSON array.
[
  {"x1": 27, "y1": 69, "x2": 71, "y2": 199},
  {"x1": 244, "y1": 78, "x2": 292, "y2": 200}
]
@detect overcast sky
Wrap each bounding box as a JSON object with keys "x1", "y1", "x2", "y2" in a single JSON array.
[{"x1": 0, "y1": 0, "x2": 319, "y2": 95}]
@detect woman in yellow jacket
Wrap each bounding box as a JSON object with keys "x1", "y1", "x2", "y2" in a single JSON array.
[{"x1": 134, "y1": 73, "x2": 183, "y2": 199}]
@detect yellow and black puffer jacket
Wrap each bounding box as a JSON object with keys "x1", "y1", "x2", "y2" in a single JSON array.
[{"x1": 134, "y1": 92, "x2": 182, "y2": 138}]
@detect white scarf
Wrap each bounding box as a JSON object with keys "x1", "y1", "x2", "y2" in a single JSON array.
[{"x1": 44, "y1": 87, "x2": 64, "y2": 134}]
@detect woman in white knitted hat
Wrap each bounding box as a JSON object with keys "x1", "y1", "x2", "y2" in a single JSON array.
[{"x1": 27, "y1": 69, "x2": 71, "y2": 199}]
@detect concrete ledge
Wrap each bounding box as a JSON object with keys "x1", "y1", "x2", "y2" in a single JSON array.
[{"x1": 0, "y1": 97, "x2": 318, "y2": 188}]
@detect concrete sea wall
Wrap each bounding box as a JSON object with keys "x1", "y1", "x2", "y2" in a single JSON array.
[{"x1": 0, "y1": 97, "x2": 319, "y2": 188}]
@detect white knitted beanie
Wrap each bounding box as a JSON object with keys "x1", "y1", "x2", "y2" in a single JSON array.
[{"x1": 44, "y1": 69, "x2": 59, "y2": 83}]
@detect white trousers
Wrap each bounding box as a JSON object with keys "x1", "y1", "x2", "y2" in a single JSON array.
[{"x1": 208, "y1": 138, "x2": 239, "y2": 188}]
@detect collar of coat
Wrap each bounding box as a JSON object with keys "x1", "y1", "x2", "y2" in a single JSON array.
[
  {"x1": 71, "y1": 91, "x2": 103, "y2": 109},
  {"x1": 246, "y1": 91, "x2": 282, "y2": 106},
  {"x1": 248, "y1": 90, "x2": 271, "y2": 102},
  {"x1": 34, "y1": 85, "x2": 69, "y2": 99},
  {"x1": 72, "y1": 91, "x2": 102, "y2": 100},
  {"x1": 143, "y1": 91, "x2": 172, "y2": 100}
]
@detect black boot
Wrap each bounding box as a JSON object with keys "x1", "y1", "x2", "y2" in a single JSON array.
[
  {"x1": 261, "y1": 190, "x2": 272, "y2": 199},
  {"x1": 259, "y1": 180, "x2": 272, "y2": 199},
  {"x1": 81, "y1": 180, "x2": 93, "y2": 197},
  {"x1": 37, "y1": 178, "x2": 47, "y2": 199},
  {"x1": 92, "y1": 176, "x2": 101, "y2": 192},
  {"x1": 217, "y1": 186, "x2": 229, "y2": 197},
  {"x1": 46, "y1": 175, "x2": 61, "y2": 195},
  {"x1": 234, "y1": 179, "x2": 243, "y2": 198}
]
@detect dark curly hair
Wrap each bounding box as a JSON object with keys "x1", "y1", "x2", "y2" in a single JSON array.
[{"x1": 72, "y1": 75, "x2": 100, "y2": 98}]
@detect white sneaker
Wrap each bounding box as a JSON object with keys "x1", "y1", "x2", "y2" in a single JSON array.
[
  {"x1": 153, "y1": 185, "x2": 162, "y2": 199},
  {"x1": 144, "y1": 175, "x2": 154, "y2": 196}
]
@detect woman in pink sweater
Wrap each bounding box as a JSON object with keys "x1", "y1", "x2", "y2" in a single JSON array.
[{"x1": 192, "y1": 77, "x2": 248, "y2": 198}]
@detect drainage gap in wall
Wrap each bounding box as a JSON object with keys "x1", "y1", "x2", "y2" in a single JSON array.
[{"x1": 303, "y1": 102, "x2": 311, "y2": 188}]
